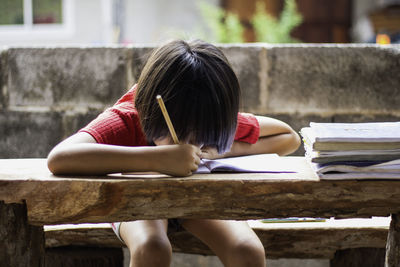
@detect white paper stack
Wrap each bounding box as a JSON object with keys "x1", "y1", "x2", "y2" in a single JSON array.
[{"x1": 300, "y1": 122, "x2": 400, "y2": 180}]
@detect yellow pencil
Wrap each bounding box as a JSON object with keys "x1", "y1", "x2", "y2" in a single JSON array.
[{"x1": 156, "y1": 95, "x2": 179, "y2": 144}]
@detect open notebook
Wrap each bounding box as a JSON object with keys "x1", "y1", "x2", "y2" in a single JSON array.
[
  {"x1": 112, "y1": 154, "x2": 298, "y2": 178},
  {"x1": 195, "y1": 154, "x2": 297, "y2": 174}
]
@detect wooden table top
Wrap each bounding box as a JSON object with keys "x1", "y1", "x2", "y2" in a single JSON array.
[{"x1": 1, "y1": 157, "x2": 400, "y2": 225}]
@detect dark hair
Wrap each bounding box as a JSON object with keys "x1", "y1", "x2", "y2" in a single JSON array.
[{"x1": 135, "y1": 40, "x2": 240, "y2": 153}]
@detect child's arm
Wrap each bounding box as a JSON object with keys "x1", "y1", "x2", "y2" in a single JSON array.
[
  {"x1": 47, "y1": 132, "x2": 201, "y2": 176},
  {"x1": 202, "y1": 116, "x2": 301, "y2": 159}
]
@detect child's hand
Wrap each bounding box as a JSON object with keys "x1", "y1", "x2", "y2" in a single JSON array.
[
  {"x1": 155, "y1": 144, "x2": 201, "y2": 176},
  {"x1": 200, "y1": 146, "x2": 223, "y2": 160}
]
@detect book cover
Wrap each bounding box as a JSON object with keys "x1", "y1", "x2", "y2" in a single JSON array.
[
  {"x1": 301, "y1": 124, "x2": 400, "y2": 151},
  {"x1": 303, "y1": 141, "x2": 400, "y2": 163}
]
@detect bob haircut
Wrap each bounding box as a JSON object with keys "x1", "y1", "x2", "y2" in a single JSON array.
[{"x1": 135, "y1": 39, "x2": 240, "y2": 154}]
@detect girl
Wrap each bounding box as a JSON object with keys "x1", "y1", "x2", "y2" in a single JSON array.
[{"x1": 47, "y1": 39, "x2": 300, "y2": 267}]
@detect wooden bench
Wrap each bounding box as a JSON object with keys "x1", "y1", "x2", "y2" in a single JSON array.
[
  {"x1": 44, "y1": 218, "x2": 390, "y2": 259},
  {"x1": 1, "y1": 157, "x2": 400, "y2": 266}
]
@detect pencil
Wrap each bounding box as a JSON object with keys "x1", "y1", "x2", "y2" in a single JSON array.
[{"x1": 156, "y1": 95, "x2": 179, "y2": 144}]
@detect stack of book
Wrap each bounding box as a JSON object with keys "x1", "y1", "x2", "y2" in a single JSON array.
[{"x1": 300, "y1": 122, "x2": 400, "y2": 180}]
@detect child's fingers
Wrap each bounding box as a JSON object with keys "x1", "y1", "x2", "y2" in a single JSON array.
[
  {"x1": 200, "y1": 146, "x2": 220, "y2": 159},
  {"x1": 200, "y1": 149, "x2": 214, "y2": 158},
  {"x1": 194, "y1": 147, "x2": 202, "y2": 157},
  {"x1": 189, "y1": 145, "x2": 201, "y2": 163},
  {"x1": 160, "y1": 144, "x2": 202, "y2": 176},
  {"x1": 200, "y1": 151, "x2": 209, "y2": 159}
]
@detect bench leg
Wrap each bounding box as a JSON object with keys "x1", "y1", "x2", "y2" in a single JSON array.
[
  {"x1": 45, "y1": 247, "x2": 124, "y2": 267},
  {"x1": 0, "y1": 201, "x2": 45, "y2": 267},
  {"x1": 385, "y1": 213, "x2": 400, "y2": 267},
  {"x1": 330, "y1": 248, "x2": 385, "y2": 267}
]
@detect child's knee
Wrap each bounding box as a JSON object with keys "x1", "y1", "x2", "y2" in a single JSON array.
[
  {"x1": 130, "y1": 235, "x2": 172, "y2": 266},
  {"x1": 228, "y1": 238, "x2": 266, "y2": 266}
]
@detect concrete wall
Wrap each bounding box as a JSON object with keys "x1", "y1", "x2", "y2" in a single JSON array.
[{"x1": 0, "y1": 44, "x2": 399, "y2": 158}]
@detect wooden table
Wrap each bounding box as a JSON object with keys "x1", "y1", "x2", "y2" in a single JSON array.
[{"x1": 1, "y1": 157, "x2": 399, "y2": 266}]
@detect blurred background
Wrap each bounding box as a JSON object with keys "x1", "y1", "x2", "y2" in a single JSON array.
[{"x1": 0, "y1": 0, "x2": 400, "y2": 46}]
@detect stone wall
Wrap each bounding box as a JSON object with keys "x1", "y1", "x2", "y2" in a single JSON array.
[{"x1": 1, "y1": 44, "x2": 399, "y2": 158}]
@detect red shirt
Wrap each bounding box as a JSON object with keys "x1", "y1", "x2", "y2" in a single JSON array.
[{"x1": 79, "y1": 86, "x2": 260, "y2": 146}]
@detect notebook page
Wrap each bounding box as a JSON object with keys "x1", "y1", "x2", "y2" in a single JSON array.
[{"x1": 196, "y1": 154, "x2": 297, "y2": 173}]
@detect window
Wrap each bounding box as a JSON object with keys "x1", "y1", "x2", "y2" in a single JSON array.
[
  {"x1": 0, "y1": 0, "x2": 74, "y2": 43},
  {"x1": 0, "y1": 1, "x2": 24, "y2": 25},
  {"x1": 0, "y1": 0, "x2": 63, "y2": 26},
  {"x1": 33, "y1": 0, "x2": 63, "y2": 24}
]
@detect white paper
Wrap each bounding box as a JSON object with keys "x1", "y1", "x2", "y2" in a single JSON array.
[
  {"x1": 195, "y1": 154, "x2": 297, "y2": 174},
  {"x1": 310, "y1": 122, "x2": 400, "y2": 142}
]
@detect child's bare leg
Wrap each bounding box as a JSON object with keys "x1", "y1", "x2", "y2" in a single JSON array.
[
  {"x1": 182, "y1": 219, "x2": 266, "y2": 267},
  {"x1": 120, "y1": 220, "x2": 171, "y2": 267}
]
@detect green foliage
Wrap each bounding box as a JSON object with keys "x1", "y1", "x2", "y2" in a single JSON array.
[
  {"x1": 195, "y1": 0, "x2": 302, "y2": 43},
  {"x1": 251, "y1": 0, "x2": 303, "y2": 43},
  {"x1": 198, "y1": 2, "x2": 244, "y2": 43},
  {"x1": 0, "y1": 0, "x2": 24, "y2": 25}
]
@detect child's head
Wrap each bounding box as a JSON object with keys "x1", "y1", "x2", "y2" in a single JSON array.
[{"x1": 135, "y1": 40, "x2": 240, "y2": 153}]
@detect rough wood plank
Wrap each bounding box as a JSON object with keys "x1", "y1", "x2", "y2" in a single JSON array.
[
  {"x1": 45, "y1": 224, "x2": 122, "y2": 248},
  {"x1": 171, "y1": 226, "x2": 388, "y2": 259},
  {"x1": 44, "y1": 221, "x2": 389, "y2": 259},
  {"x1": 2, "y1": 158, "x2": 400, "y2": 225},
  {"x1": 0, "y1": 201, "x2": 45, "y2": 267},
  {"x1": 385, "y1": 213, "x2": 400, "y2": 267}
]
